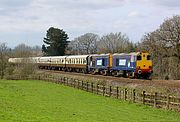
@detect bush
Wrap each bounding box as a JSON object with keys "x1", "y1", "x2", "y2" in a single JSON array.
[{"x1": 4, "y1": 63, "x2": 37, "y2": 80}]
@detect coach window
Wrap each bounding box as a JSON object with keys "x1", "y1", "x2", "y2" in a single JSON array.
[
  {"x1": 147, "y1": 55, "x2": 151, "y2": 60},
  {"x1": 83, "y1": 59, "x2": 86, "y2": 64},
  {"x1": 137, "y1": 55, "x2": 142, "y2": 60},
  {"x1": 80, "y1": 59, "x2": 82, "y2": 64}
]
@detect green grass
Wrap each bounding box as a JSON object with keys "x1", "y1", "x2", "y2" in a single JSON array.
[{"x1": 0, "y1": 80, "x2": 180, "y2": 122}]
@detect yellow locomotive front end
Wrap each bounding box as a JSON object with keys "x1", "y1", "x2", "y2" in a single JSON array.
[{"x1": 135, "y1": 52, "x2": 153, "y2": 79}]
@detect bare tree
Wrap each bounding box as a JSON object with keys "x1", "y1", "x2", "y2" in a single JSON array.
[
  {"x1": 66, "y1": 33, "x2": 99, "y2": 55},
  {"x1": 12, "y1": 44, "x2": 43, "y2": 57},
  {"x1": 97, "y1": 32, "x2": 134, "y2": 53},
  {"x1": 31, "y1": 45, "x2": 43, "y2": 56},
  {"x1": 0, "y1": 43, "x2": 10, "y2": 79},
  {"x1": 13, "y1": 43, "x2": 33, "y2": 58},
  {"x1": 140, "y1": 15, "x2": 180, "y2": 80},
  {"x1": 6, "y1": 44, "x2": 42, "y2": 79},
  {"x1": 66, "y1": 38, "x2": 81, "y2": 55}
]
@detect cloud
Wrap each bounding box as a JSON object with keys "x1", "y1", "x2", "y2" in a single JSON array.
[
  {"x1": 128, "y1": 11, "x2": 140, "y2": 17},
  {"x1": 0, "y1": 0, "x2": 179, "y2": 48},
  {"x1": 0, "y1": 0, "x2": 31, "y2": 7},
  {"x1": 155, "y1": 0, "x2": 180, "y2": 7},
  {"x1": 37, "y1": 0, "x2": 126, "y2": 10},
  {"x1": 137, "y1": 0, "x2": 180, "y2": 7}
]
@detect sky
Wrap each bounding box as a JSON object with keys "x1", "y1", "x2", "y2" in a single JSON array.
[{"x1": 0, "y1": 0, "x2": 180, "y2": 48}]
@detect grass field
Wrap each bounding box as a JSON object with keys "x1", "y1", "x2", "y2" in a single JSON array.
[{"x1": 0, "y1": 80, "x2": 180, "y2": 122}]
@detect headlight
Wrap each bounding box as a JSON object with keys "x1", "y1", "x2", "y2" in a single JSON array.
[{"x1": 138, "y1": 70, "x2": 142, "y2": 74}]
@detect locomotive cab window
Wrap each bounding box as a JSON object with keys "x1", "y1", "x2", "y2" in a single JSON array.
[
  {"x1": 147, "y1": 55, "x2": 151, "y2": 60},
  {"x1": 116, "y1": 58, "x2": 119, "y2": 66},
  {"x1": 102, "y1": 59, "x2": 105, "y2": 66},
  {"x1": 137, "y1": 55, "x2": 142, "y2": 60}
]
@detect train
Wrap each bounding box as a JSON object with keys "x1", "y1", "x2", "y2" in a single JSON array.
[{"x1": 8, "y1": 52, "x2": 153, "y2": 79}]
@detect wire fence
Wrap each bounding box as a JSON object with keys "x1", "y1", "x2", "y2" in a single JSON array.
[{"x1": 11, "y1": 74, "x2": 180, "y2": 112}]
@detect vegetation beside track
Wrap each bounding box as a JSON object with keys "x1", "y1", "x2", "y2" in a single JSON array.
[{"x1": 0, "y1": 80, "x2": 180, "y2": 122}]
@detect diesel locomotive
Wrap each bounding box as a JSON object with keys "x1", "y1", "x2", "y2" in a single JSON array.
[{"x1": 8, "y1": 52, "x2": 153, "y2": 79}]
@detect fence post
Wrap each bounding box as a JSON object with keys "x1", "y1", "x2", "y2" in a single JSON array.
[
  {"x1": 142, "y1": 91, "x2": 146, "y2": 104},
  {"x1": 91, "y1": 83, "x2": 94, "y2": 93},
  {"x1": 63, "y1": 77, "x2": 65, "y2": 84},
  {"x1": 70, "y1": 78, "x2": 73, "y2": 86},
  {"x1": 73, "y1": 79, "x2": 76, "y2": 88},
  {"x1": 119, "y1": 88, "x2": 121, "y2": 99},
  {"x1": 154, "y1": 92, "x2": 157, "y2": 108},
  {"x1": 97, "y1": 84, "x2": 99, "y2": 94},
  {"x1": 124, "y1": 88, "x2": 127, "y2": 100},
  {"x1": 132, "y1": 89, "x2": 136, "y2": 103},
  {"x1": 77, "y1": 80, "x2": 80, "y2": 89},
  {"x1": 86, "y1": 82, "x2": 89, "y2": 92},
  {"x1": 103, "y1": 86, "x2": 105, "y2": 96},
  {"x1": 109, "y1": 86, "x2": 112, "y2": 97},
  {"x1": 66, "y1": 78, "x2": 69, "y2": 86},
  {"x1": 166, "y1": 94, "x2": 170, "y2": 110},
  {"x1": 116, "y1": 87, "x2": 119, "y2": 99},
  {"x1": 60, "y1": 77, "x2": 62, "y2": 84},
  {"x1": 62, "y1": 77, "x2": 64, "y2": 84},
  {"x1": 57, "y1": 77, "x2": 59, "y2": 84},
  {"x1": 81, "y1": 81, "x2": 84, "y2": 90}
]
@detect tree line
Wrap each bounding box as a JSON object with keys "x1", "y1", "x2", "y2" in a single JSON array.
[
  {"x1": 0, "y1": 15, "x2": 179, "y2": 80},
  {"x1": 140, "y1": 15, "x2": 180, "y2": 80},
  {"x1": 41, "y1": 27, "x2": 136, "y2": 56},
  {"x1": 66, "y1": 32, "x2": 136, "y2": 55}
]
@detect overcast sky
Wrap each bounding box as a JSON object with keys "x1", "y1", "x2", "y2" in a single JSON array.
[{"x1": 0, "y1": 0, "x2": 180, "y2": 48}]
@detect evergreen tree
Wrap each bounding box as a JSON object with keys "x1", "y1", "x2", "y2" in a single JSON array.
[
  {"x1": 42, "y1": 44, "x2": 47, "y2": 55},
  {"x1": 42, "y1": 27, "x2": 69, "y2": 56}
]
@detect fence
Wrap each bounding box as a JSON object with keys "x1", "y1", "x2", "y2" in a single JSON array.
[{"x1": 13, "y1": 74, "x2": 180, "y2": 112}]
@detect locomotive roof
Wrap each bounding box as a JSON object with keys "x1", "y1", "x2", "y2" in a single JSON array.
[
  {"x1": 89, "y1": 53, "x2": 111, "y2": 57},
  {"x1": 66, "y1": 55, "x2": 89, "y2": 58},
  {"x1": 113, "y1": 52, "x2": 140, "y2": 56},
  {"x1": 45, "y1": 56, "x2": 67, "y2": 59}
]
